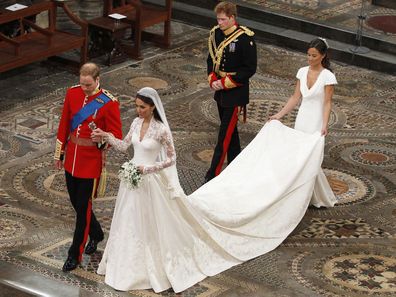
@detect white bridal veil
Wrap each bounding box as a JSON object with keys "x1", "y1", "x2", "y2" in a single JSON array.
[{"x1": 136, "y1": 87, "x2": 185, "y2": 199}]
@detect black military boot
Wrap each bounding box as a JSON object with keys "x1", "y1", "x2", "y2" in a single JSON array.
[
  {"x1": 62, "y1": 256, "x2": 79, "y2": 272},
  {"x1": 84, "y1": 238, "x2": 102, "y2": 255}
]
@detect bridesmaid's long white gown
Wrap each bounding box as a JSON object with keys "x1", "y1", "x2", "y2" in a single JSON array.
[
  {"x1": 295, "y1": 66, "x2": 338, "y2": 207},
  {"x1": 97, "y1": 116, "x2": 329, "y2": 293}
]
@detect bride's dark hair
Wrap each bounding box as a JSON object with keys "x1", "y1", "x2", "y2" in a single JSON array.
[{"x1": 136, "y1": 94, "x2": 163, "y2": 122}]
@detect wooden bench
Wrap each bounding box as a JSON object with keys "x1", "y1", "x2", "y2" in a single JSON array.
[
  {"x1": 101, "y1": 0, "x2": 172, "y2": 59},
  {"x1": 0, "y1": 0, "x2": 88, "y2": 73}
]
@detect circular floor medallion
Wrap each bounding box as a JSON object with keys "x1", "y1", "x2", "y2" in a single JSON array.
[
  {"x1": 360, "y1": 152, "x2": 389, "y2": 163},
  {"x1": 43, "y1": 172, "x2": 120, "y2": 198},
  {"x1": 323, "y1": 169, "x2": 375, "y2": 206},
  {"x1": 10, "y1": 157, "x2": 122, "y2": 213},
  {"x1": 194, "y1": 149, "x2": 214, "y2": 163},
  {"x1": 367, "y1": 16, "x2": 396, "y2": 34},
  {"x1": 327, "y1": 176, "x2": 349, "y2": 195},
  {"x1": 128, "y1": 77, "x2": 168, "y2": 90},
  {"x1": 350, "y1": 147, "x2": 395, "y2": 167}
]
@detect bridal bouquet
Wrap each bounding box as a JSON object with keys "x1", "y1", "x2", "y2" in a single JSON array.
[{"x1": 118, "y1": 160, "x2": 142, "y2": 189}]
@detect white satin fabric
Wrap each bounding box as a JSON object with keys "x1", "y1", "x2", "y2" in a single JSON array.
[
  {"x1": 97, "y1": 120, "x2": 326, "y2": 293},
  {"x1": 295, "y1": 66, "x2": 338, "y2": 207}
]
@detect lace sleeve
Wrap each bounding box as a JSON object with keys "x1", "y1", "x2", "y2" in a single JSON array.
[
  {"x1": 106, "y1": 119, "x2": 138, "y2": 152},
  {"x1": 143, "y1": 125, "x2": 176, "y2": 174}
]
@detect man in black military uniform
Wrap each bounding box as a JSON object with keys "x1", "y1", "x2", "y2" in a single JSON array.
[{"x1": 205, "y1": 1, "x2": 257, "y2": 182}]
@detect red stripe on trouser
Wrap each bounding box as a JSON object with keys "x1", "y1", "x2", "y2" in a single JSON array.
[
  {"x1": 77, "y1": 179, "x2": 97, "y2": 262},
  {"x1": 215, "y1": 107, "x2": 239, "y2": 176}
]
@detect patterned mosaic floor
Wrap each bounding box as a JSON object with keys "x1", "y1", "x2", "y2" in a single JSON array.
[
  {"x1": 0, "y1": 21, "x2": 395, "y2": 297},
  {"x1": 242, "y1": 0, "x2": 396, "y2": 43}
]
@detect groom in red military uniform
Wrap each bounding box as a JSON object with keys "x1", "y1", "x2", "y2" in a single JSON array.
[
  {"x1": 54, "y1": 62, "x2": 122, "y2": 272},
  {"x1": 205, "y1": 2, "x2": 257, "y2": 182}
]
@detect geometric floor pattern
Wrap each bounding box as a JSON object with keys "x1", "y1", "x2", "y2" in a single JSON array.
[
  {"x1": 0, "y1": 21, "x2": 395, "y2": 296},
  {"x1": 242, "y1": 0, "x2": 396, "y2": 43}
]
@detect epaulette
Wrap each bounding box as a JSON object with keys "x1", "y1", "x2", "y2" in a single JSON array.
[
  {"x1": 210, "y1": 25, "x2": 219, "y2": 34},
  {"x1": 70, "y1": 84, "x2": 80, "y2": 89},
  {"x1": 240, "y1": 26, "x2": 255, "y2": 36},
  {"x1": 102, "y1": 89, "x2": 118, "y2": 101}
]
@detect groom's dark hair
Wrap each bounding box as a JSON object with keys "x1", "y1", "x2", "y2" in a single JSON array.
[{"x1": 136, "y1": 94, "x2": 162, "y2": 122}]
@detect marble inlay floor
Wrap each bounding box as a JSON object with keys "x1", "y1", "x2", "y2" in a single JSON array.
[
  {"x1": 0, "y1": 21, "x2": 395, "y2": 297},
  {"x1": 242, "y1": 0, "x2": 396, "y2": 43}
]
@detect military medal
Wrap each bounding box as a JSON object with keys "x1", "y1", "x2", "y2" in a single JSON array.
[{"x1": 229, "y1": 42, "x2": 236, "y2": 52}]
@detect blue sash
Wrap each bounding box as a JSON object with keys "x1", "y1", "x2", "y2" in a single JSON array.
[{"x1": 71, "y1": 93, "x2": 112, "y2": 132}]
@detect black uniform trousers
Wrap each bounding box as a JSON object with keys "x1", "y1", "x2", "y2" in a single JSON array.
[
  {"x1": 65, "y1": 171, "x2": 104, "y2": 262},
  {"x1": 205, "y1": 103, "x2": 240, "y2": 180}
]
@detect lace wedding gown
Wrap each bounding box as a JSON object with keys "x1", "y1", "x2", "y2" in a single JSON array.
[
  {"x1": 97, "y1": 116, "x2": 327, "y2": 293},
  {"x1": 295, "y1": 66, "x2": 338, "y2": 207}
]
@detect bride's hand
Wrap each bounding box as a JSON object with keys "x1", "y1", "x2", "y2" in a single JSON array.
[
  {"x1": 138, "y1": 165, "x2": 145, "y2": 174},
  {"x1": 91, "y1": 128, "x2": 106, "y2": 137},
  {"x1": 91, "y1": 128, "x2": 107, "y2": 142}
]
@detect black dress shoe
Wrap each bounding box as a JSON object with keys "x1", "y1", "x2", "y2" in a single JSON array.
[
  {"x1": 62, "y1": 257, "x2": 79, "y2": 272},
  {"x1": 84, "y1": 238, "x2": 102, "y2": 255}
]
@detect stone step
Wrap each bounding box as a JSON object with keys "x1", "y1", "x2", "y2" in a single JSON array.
[
  {"x1": 373, "y1": 0, "x2": 396, "y2": 9},
  {"x1": 168, "y1": 0, "x2": 396, "y2": 56},
  {"x1": 243, "y1": 18, "x2": 396, "y2": 74},
  {"x1": 0, "y1": 282, "x2": 35, "y2": 297},
  {"x1": 147, "y1": 0, "x2": 396, "y2": 51},
  {"x1": 236, "y1": 3, "x2": 396, "y2": 56},
  {"x1": 147, "y1": 0, "x2": 396, "y2": 74},
  {"x1": 0, "y1": 261, "x2": 95, "y2": 297}
]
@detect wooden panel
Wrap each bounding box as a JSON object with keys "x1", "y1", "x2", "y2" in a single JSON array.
[
  {"x1": 0, "y1": 2, "x2": 53, "y2": 24},
  {"x1": 0, "y1": 0, "x2": 88, "y2": 72},
  {"x1": 0, "y1": 31, "x2": 85, "y2": 72}
]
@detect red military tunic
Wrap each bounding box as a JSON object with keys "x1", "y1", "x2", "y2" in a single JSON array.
[{"x1": 54, "y1": 85, "x2": 122, "y2": 178}]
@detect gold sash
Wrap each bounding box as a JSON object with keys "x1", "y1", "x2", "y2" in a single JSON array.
[{"x1": 208, "y1": 26, "x2": 246, "y2": 74}]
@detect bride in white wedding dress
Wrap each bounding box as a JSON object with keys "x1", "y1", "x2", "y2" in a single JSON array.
[
  {"x1": 93, "y1": 81, "x2": 333, "y2": 293},
  {"x1": 271, "y1": 37, "x2": 338, "y2": 207}
]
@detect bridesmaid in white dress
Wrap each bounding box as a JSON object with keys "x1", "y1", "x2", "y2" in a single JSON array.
[{"x1": 270, "y1": 37, "x2": 338, "y2": 207}]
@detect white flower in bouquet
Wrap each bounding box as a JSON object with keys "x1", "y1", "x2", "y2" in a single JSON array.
[{"x1": 118, "y1": 160, "x2": 142, "y2": 189}]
